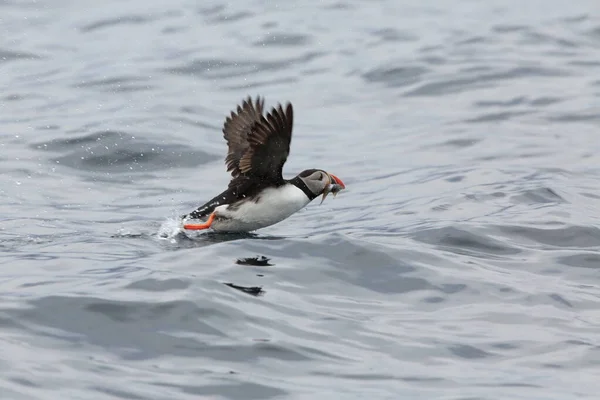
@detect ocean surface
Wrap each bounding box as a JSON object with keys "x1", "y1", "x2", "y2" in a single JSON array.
[{"x1": 1, "y1": 0, "x2": 600, "y2": 399}]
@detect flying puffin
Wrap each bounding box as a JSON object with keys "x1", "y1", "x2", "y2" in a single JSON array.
[{"x1": 181, "y1": 96, "x2": 345, "y2": 233}]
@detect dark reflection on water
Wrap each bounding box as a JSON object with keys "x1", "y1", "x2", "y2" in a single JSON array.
[{"x1": 1, "y1": 0, "x2": 600, "y2": 399}]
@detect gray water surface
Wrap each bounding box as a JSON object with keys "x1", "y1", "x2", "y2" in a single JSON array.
[{"x1": 1, "y1": 0, "x2": 600, "y2": 399}]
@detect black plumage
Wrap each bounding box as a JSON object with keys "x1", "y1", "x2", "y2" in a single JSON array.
[{"x1": 182, "y1": 96, "x2": 296, "y2": 221}]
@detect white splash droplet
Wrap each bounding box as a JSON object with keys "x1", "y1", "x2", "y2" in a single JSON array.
[{"x1": 157, "y1": 217, "x2": 183, "y2": 241}]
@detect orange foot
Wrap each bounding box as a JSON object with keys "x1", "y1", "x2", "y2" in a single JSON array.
[{"x1": 183, "y1": 213, "x2": 215, "y2": 230}]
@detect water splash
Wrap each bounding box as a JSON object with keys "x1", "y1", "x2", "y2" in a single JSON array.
[{"x1": 157, "y1": 216, "x2": 183, "y2": 241}]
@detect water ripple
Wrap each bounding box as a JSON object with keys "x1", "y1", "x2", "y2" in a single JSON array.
[{"x1": 1, "y1": 1, "x2": 600, "y2": 399}]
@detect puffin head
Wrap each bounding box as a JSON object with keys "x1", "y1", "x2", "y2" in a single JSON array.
[{"x1": 297, "y1": 169, "x2": 346, "y2": 203}]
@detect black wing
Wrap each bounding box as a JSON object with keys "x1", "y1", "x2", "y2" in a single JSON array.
[
  {"x1": 223, "y1": 96, "x2": 265, "y2": 179},
  {"x1": 223, "y1": 96, "x2": 294, "y2": 187}
]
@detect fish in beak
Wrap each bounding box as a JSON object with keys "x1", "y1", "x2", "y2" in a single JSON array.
[{"x1": 320, "y1": 173, "x2": 346, "y2": 204}]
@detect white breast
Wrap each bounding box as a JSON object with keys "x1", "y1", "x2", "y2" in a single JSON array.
[{"x1": 211, "y1": 184, "x2": 311, "y2": 232}]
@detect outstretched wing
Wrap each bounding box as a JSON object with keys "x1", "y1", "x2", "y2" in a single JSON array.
[
  {"x1": 223, "y1": 96, "x2": 265, "y2": 178},
  {"x1": 222, "y1": 96, "x2": 294, "y2": 186}
]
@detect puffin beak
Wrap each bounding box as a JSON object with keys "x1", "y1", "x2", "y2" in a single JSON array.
[
  {"x1": 328, "y1": 174, "x2": 345, "y2": 189},
  {"x1": 320, "y1": 172, "x2": 346, "y2": 204}
]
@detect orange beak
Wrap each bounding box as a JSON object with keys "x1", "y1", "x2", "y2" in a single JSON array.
[
  {"x1": 320, "y1": 172, "x2": 346, "y2": 204},
  {"x1": 328, "y1": 173, "x2": 345, "y2": 189}
]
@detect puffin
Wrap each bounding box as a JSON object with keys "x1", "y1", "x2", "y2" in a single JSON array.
[{"x1": 181, "y1": 96, "x2": 345, "y2": 233}]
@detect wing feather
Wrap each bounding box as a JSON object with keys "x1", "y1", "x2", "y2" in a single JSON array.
[
  {"x1": 222, "y1": 96, "x2": 264, "y2": 177},
  {"x1": 222, "y1": 97, "x2": 294, "y2": 187}
]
